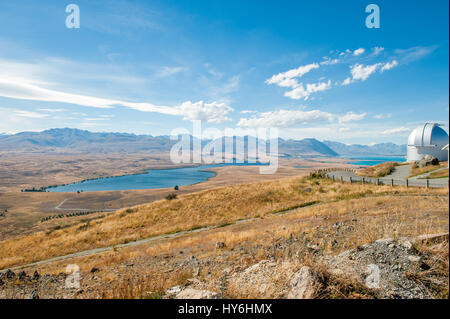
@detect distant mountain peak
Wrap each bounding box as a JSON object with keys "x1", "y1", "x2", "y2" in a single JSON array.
[{"x1": 0, "y1": 128, "x2": 405, "y2": 156}]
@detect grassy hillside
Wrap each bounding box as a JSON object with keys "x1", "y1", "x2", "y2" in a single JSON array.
[
  {"x1": 0, "y1": 173, "x2": 447, "y2": 270},
  {"x1": 355, "y1": 162, "x2": 399, "y2": 177}
]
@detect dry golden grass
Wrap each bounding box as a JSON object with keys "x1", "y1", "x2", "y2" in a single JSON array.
[
  {"x1": 0, "y1": 174, "x2": 447, "y2": 271},
  {"x1": 355, "y1": 162, "x2": 398, "y2": 177},
  {"x1": 26, "y1": 192, "x2": 448, "y2": 299},
  {"x1": 428, "y1": 168, "x2": 449, "y2": 179}
]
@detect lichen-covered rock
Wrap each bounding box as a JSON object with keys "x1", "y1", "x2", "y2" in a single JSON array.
[{"x1": 286, "y1": 266, "x2": 317, "y2": 299}]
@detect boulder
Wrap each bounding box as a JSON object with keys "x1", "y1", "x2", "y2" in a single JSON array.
[
  {"x1": 416, "y1": 155, "x2": 439, "y2": 168},
  {"x1": 322, "y1": 238, "x2": 436, "y2": 298},
  {"x1": 286, "y1": 266, "x2": 317, "y2": 299}
]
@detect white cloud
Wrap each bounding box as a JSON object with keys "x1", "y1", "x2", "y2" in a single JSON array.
[
  {"x1": 380, "y1": 60, "x2": 398, "y2": 72},
  {"x1": 338, "y1": 112, "x2": 366, "y2": 123},
  {"x1": 178, "y1": 101, "x2": 233, "y2": 123},
  {"x1": 266, "y1": 63, "x2": 332, "y2": 100},
  {"x1": 343, "y1": 60, "x2": 398, "y2": 85},
  {"x1": 237, "y1": 109, "x2": 335, "y2": 127},
  {"x1": 320, "y1": 58, "x2": 339, "y2": 65},
  {"x1": 37, "y1": 108, "x2": 66, "y2": 112},
  {"x1": 372, "y1": 46, "x2": 384, "y2": 55},
  {"x1": 395, "y1": 46, "x2": 437, "y2": 63},
  {"x1": 238, "y1": 109, "x2": 367, "y2": 128},
  {"x1": 373, "y1": 113, "x2": 392, "y2": 119},
  {"x1": 240, "y1": 110, "x2": 257, "y2": 114},
  {"x1": 342, "y1": 77, "x2": 352, "y2": 86},
  {"x1": 284, "y1": 80, "x2": 332, "y2": 100},
  {"x1": 353, "y1": 48, "x2": 365, "y2": 56},
  {"x1": 0, "y1": 76, "x2": 233, "y2": 123},
  {"x1": 381, "y1": 127, "x2": 411, "y2": 135},
  {"x1": 156, "y1": 66, "x2": 188, "y2": 77},
  {"x1": 350, "y1": 63, "x2": 382, "y2": 81},
  {"x1": 14, "y1": 110, "x2": 49, "y2": 119},
  {"x1": 266, "y1": 63, "x2": 319, "y2": 87}
]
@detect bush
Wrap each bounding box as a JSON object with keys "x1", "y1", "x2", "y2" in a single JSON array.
[
  {"x1": 166, "y1": 193, "x2": 177, "y2": 200},
  {"x1": 309, "y1": 172, "x2": 326, "y2": 179}
]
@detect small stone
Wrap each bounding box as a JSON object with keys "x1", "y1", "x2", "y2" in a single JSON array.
[
  {"x1": 216, "y1": 242, "x2": 226, "y2": 249},
  {"x1": 166, "y1": 285, "x2": 182, "y2": 295},
  {"x1": 407, "y1": 255, "x2": 421, "y2": 263}
]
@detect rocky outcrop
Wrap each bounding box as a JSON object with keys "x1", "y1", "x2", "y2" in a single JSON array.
[
  {"x1": 415, "y1": 154, "x2": 439, "y2": 168},
  {"x1": 286, "y1": 266, "x2": 317, "y2": 299},
  {"x1": 322, "y1": 238, "x2": 438, "y2": 298}
]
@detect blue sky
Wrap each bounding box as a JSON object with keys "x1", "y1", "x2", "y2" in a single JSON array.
[{"x1": 0, "y1": 0, "x2": 448, "y2": 144}]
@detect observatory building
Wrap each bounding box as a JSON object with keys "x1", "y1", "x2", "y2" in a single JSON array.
[{"x1": 407, "y1": 123, "x2": 449, "y2": 162}]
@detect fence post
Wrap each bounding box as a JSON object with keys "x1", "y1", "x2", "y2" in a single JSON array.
[
  {"x1": 332, "y1": 175, "x2": 335, "y2": 182},
  {"x1": 426, "y1": 179, "x2": 429, "y2": 189},
  {"x1": 350, "y1": 177, "x2": 352, "y2": 184},
  {"x1": 406, "y1": 179, "x2": 408, "y2": 188},
  {"x1": 362, "y1": 177, "x2": 365, "y2": 184},
  {"x1": 376, "y1": 178, "x2": 379, "y2": 186},
  {"x1": 391, "y1": 179, "x2": 394, "y2": 187}
]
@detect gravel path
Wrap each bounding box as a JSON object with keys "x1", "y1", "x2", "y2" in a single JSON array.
[
  {"x1": 387, "y1": 165, "x2": 412, "y2": 180},
  {"x1": 410, "y1": 167, "x2": 448, "y2": 180}
]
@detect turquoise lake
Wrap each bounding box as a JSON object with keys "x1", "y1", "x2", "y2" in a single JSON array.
[
  {"x1": 47, "y1": 162, "x2": 267, "y2": 192},
  {"x1": 346, "y1": 156, "x2": 407, "y2": 166}
]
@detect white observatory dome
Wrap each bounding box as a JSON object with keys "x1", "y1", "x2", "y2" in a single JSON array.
[{"x1": 407, "y1": 123, "x2": 449, "y2": 162}]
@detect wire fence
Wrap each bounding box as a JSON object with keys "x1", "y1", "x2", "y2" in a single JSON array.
[{"x1": 311, "y1": 168, "x2": 449, "y2": 189}]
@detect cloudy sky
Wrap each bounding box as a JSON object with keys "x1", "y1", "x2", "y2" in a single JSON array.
[{"x1": 0, "y1": 0, "x2": 448, "y2": 144}]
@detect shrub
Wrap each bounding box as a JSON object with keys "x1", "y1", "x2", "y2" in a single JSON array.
[{"x1": 166, "y1": 193, "x2": 177, "y2": 200}]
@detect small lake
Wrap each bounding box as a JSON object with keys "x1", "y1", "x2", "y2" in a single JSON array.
[
  {"x1": 346, "y1": 156, "x2": 406, "y2": 166},
  {"x1": 47, "y1": 162, "x2": 267, "y2": 193}
]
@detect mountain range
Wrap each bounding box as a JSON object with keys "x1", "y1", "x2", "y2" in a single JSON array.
[{"x1": 0, "y1": 128, "x2": 406, "y2": 157}]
